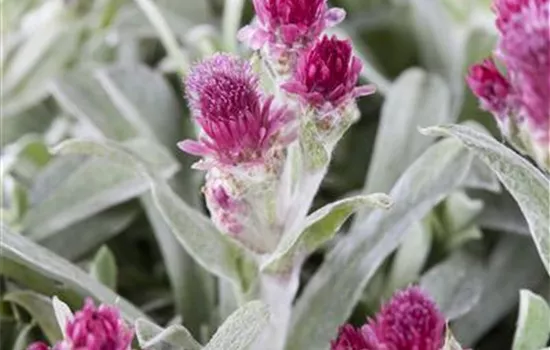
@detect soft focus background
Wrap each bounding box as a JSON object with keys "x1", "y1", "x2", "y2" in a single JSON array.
[{"x1": 1, "y1": 0, "x2": 548, "y2": 349}]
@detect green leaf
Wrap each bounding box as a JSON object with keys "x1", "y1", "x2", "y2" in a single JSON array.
[
  {"x1": 141, "y1": 194, "x2": 214, "y2": 336},
  {"x1": 132, "y1": 0, "x2": 190, "y2": 73},
  {"x1": 22, "y1": 139, "x2": 178, "y2": 236},
  {"x1": 50, "y1": 70, "x2": 139, "y2": 141},
  {"x1": 1, "y1": 104, "x2": 55, "y2": 147},
  {"x1": 0, "y1": 225, "x2": 148, "y2": 322},
  {"x1": 11, "y1": 323, "x2": 35, "y2": 350},
  {"x1": 452, "y1": 235, "x2": 547, "y2": 346},
  {"x1": 363, "y1": 68, "x2": 452, "y2": 195},
  {"x1": 135, "y1": 318, "x2": 202, "y2": 350},
  {"x1": 409, "y1": 0, "x2": 459, "y2": 91},
  {"x1": 420, "y1": 250, "x2": 484, "y2": 320},
  {"x1": 222, "y1": 0, "x2": 245, "y2": 52},
  {"x1": 54, "y1": 138, "x2": 255, "y2": 287},
  {"x1": 477, "y1": 190, "x2": 529, "y2": 235},
  {"x1": 90, "y1": 246, "x2": 118, "y2": 290},
  {"x1": 3, "y1": 291, "x2": 62, "y2": 343},
  {"x1": 512, "y1": 290, "x2": 550, "y2": 350},
  {"x1": 52, "y1": 296, "x2": 73, "y2": 338},
  {"x1": 385, "y1": 220, "x2": 431, "y2": 294},
  {"x1": 94, "y1": 64, "x2": 183, "y2": 150},
  {"x1": 37, "y1": 203, "x2": 139, "y2": 261},
  {"x1": 422, "y1": 124, "x2": 550, "y2": 275},
  {"x1": 262, "y1": 193, "x2": 392, "y2": 273},
  {"x1": 204, "y1": 301, "x2": 269, "y2": 350},
  {"x1": 287, "y1": 138, "x2": 476, "y2": 350}
]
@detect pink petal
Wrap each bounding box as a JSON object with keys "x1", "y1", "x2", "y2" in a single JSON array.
[
  {"x1": 177, "y1": 140, "x2": 210, "y2": 156},
  {"x1": 354, "y1": 84, "x2": 377, "y2": 97}
]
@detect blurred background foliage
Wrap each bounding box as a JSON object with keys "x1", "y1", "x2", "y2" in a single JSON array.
[{"x1": 1, "y1": 0, "x2": 548, "y2": 349}]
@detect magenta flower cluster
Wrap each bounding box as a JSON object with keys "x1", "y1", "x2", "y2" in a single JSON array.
[
  {"x1": 238, "y1": 0, "x2": 345, "y2": 61},
  {"x1": 178, "y1": 53, "x2": 295, "y2": 169},
  {"x1": 27, "y1": 298, "x2": 133, "y2": 350},
  {"x1": 331, "y1": 287, "x2": 446, "y2": 350},
  {"x1": 467, "y1": 0, "x2": 549, "y2": 147},
  {"x1": 178, "y1": 0, "x2": 374, "y2": 248}
]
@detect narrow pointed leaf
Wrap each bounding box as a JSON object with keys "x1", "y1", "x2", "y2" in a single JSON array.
[
  {"x1": 263, "y1": 193, "x2": 392, "y2": 272},
  {"x1": 0, "y1": 225, "x2": 148, "y2": 322},
  {"x1": 135, "y1": 318, "x2": 202, "y2": 350},
  {"x1": 287, "y1": 138, "x2": 476, "y2": 349},
  {"x1": 3, "y1": 291, "x2": 62, "y2": 343},
  {"x1": 422, "y1": 124, "x2": 550, "y2": 275},
  {"x1": 512, "y1": 290, "x2": 550, "y2": 350},
  {"x1": 204, "y1": 301, "x2": 269, "y2": 350}
]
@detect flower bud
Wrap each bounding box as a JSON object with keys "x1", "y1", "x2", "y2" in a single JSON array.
[
  {"x1": 238, "y1": 0, "x2": 346, "y2": 74},
  {"x1": 282, "y1": 36, "x2": 374, "y2": 143}
]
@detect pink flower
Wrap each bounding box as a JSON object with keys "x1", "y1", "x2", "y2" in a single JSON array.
[
  {"x1": 330, "y1": 287, "x2": 445, "y2": 350},
  {"x1": 466, "y1": 58, "x2": 513, "y2": 119},
  {"x1": 26, "y1": 299, "x2": 133, "y2": 350},
  {"x1": 282, "y1": 35, "x2": 375, "y2": 111},
  {"x1": 60, "y1": 298, "x2": 133, "y2": 350},
  {"x1": 494, "y1": 0, "x2": 549, "y2": 136},
  {"x1": 178, "y1": 53, "x2": 295, "y2": 170},
  {"x1": 369, "y1": 287, "x2": 445, "y2": 350},
  {"x1": 238, "y1": 0, "x2": 345, "y2": 57}
]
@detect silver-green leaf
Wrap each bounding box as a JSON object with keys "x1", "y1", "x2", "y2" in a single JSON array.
[
  {"x1": 204, "y1": 301, "x2": 269, "y2": 350},
  {"x1": 512, "y1": 290, "x2": 550, "y2": 350},
  {"x1": 422, "y1": 124, "x2": 550, "y2": 275},
  {"x1": 262, "y1": 193, "x2": 392, "y2": 273},
  {"x1": 135, "y1": 318, "x2": 202, "y2": 350}
]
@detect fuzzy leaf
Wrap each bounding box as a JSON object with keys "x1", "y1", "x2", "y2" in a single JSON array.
[
  {"x1": 452, "y1": 235, "x2": 546, "y2": 345},
  {"x1": 0, "y1": 224, "x2": 148, "y2": 322},
  {"x1": 22, "y1": 139, "x2": 178, "y2": 236},
  {"x1": 263, "y1": 193, "x2": 392, "y2": 273},
  {"x1": 287, "y1": 138, "x2": 476, "y2": 350},
  {"x1": 3, "y1": 291, "x2": 62, "y2": 343},
  {"x1": 422, "y1": 124, "x2": 550, "y2": 275},
  {"x1": 135, "y1": 318, "x2": 202, "y2": 350},
  {"x1": 54, "y1": 138, "x2": 255, "y2": 287},
  {"x1": 204, "y1": 301, "x2": 269, "y2": 350},
  {"x1": 363, "y1": 68, "x2": 451, "y2": 196},
  {"x1": 512, "y1": 290, "x2": 550, "y2": 350},
  {"x1": 90, "y1": 246, "x2": 118, "y2": 290},
  {"x1": 52, "y1": 296, "x2": 73, "y2": 338},
  {"x1": 420, "y1": 250, "x2": 484, "y2": 320}
]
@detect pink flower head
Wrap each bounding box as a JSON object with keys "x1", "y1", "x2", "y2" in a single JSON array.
[
  {"x1": 466, "y1": 58, "x2": 513, "y2": 119},
  {"x1": 238, "y1": 0, "x2": 345, "y2": 56},
  {"x1": 369, "y1": 286, "x2": 445, "y2": 350},
  {"x1": 58, "y1": 298, "x2": 133, "y2": 350},
  {"x1": 282, "y1": 35, "x2": 375, "y2": 111},
  {"x1": 330, "y1": 287, "x2": 445, "y2": 350},
  {"x1": 178, "y1": 53, "x2": 295, "y2": 170},
  {"x1": 494, "y1": 0, "x2": 549, "y2": 135}
]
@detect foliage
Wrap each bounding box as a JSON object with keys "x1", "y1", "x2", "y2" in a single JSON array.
[{"x1": 1, "y1": 0, "x2": 548, "y2": 349}]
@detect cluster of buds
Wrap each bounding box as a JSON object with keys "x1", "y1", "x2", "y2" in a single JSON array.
[
  {"x1": 331, "y1": 287, "x2": 447, "y2": 350},
  {"x1": 467, "y1": 0, "x2": 549, "y2": 171},
  {"x1": 179, "y1": 0, "x2": 375, "y2": 254},
  {"x1": 28, "y1": 298, "x2": 133, "y2": 350}
]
